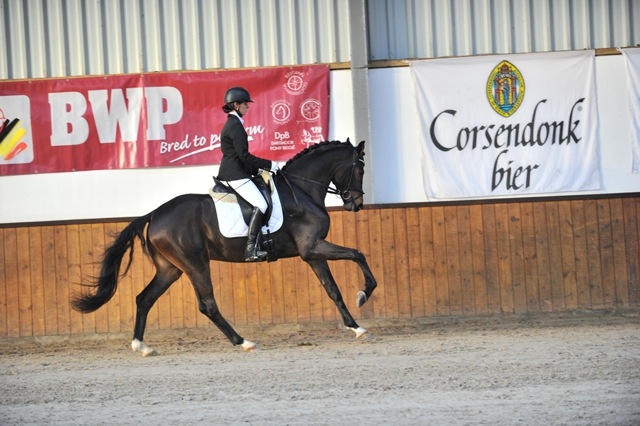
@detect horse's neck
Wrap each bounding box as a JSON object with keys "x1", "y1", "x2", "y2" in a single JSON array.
[{"x1": 285, "y1": 153, "x2": 336, "y2": 201}]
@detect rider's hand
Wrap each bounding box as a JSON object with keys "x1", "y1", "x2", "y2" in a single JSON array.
[{"x1": 270, "y1": 161, "x2": 281, "y2": 172}]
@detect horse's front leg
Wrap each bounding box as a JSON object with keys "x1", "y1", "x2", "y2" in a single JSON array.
[
  {"x1": 305, "y1": 258, "x2": 368, "y2": 338},
  {"x1": 304, "y1": 240, "x2": 377, "y2": 308}
]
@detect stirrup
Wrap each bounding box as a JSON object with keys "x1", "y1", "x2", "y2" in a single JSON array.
[
  {"x1": 245, "y1": 250, "x2": 268, "y2": 262},
  {"x1": 245, "y1": 244, "x2": 267, "y2": 262}
]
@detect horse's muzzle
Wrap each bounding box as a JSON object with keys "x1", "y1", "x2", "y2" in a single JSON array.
[
  {"x1": 344, "y1": 200, "x2": 363, "y2": 212},
  {"x1": 341, "y1": 189, "x2": 364, "y2": 212}
]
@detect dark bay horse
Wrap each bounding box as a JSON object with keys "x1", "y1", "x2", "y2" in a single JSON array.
[{"x1": 72, "y1": 139, "x2": 377, "y2": 356}]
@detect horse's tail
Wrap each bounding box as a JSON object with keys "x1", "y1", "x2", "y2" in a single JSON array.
[{"x1": 72, "y1": 213, "x2": 152, "y2": 313}]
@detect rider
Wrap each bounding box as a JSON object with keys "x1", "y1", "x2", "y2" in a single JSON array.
[{"x1": 217, "y1": 86, "x2": 281, "y2": 262}]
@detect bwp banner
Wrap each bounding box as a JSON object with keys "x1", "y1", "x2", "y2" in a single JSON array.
[
  {"x1": 0, "y1": 65, "x2": 329, "y2": 176},
  {"x1": 621, "y1": 48, "x2": 640, "y2": 173},
  {"x1": 411, "y1": 50, "x2": 600, "y2": 199}
]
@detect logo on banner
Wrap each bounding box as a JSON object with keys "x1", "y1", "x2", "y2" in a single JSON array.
[
  {"x1": 283, "y1": 70, "x2": 309, "y2": 96},
  {"x1": 271, "y1": 100, "x2": 292, "y2": 124},
  {"x1": 301, "y1": 98, "x2": 321, "y2": 121},
  {"x1": 301, "y1": 127, "x2": 324, "y2": 147},
  {"x1": 0, "y1": 96, "x2": 33, "y2": 165},
  {"x1": 487, "y1": 61, "x2": 525, "y2": 117}
]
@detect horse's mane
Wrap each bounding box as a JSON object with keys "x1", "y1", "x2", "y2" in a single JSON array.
[{"x1": 282, "y1": 140, "x2": 350, "y2": 170}]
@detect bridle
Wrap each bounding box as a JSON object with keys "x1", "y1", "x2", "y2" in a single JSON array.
[
  {"x1": 332, "y1": 149, "x2": 365, "y2": 205},
  {"x1": 279, "y1": 148, "x2": 365, "y2": 211}
]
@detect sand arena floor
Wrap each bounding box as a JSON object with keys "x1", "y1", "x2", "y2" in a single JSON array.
[{"x1": 1, "y1": 311, "x2": 638, "y2": 425}]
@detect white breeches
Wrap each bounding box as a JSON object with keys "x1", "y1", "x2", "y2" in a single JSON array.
[{"x1": 226, "y1": 178, "x2": 268, "y2": 213}]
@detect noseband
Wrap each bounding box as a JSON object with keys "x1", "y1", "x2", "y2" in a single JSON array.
[{"x1": 334, "y1": 150, "x2": 365, "y2": 205}]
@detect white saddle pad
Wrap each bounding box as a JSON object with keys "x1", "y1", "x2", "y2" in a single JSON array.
[{"x1": 209, "y1": 176, "x2": 284, "y2": 238}]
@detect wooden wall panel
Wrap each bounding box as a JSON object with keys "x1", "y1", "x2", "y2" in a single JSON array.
[
  {"x1": 571, "y1": 200, "x2": 591, "y2": 308},
  {"x1": 508, "y1": 203, "x2": 526, "y2": 313},
  {"x1": 367, "y1": 209, "x2": 385, "y2": 319},
  {"x1": 4, "y1": 228, "x2": 19, "y2": 337},
  {"x1": 17, "y1": 227, "x2": 33, "y2": 337},
  {"x1": 0, "y1": 229, "x2": 6, "y2": 336},
  {"x1": 67, "y1": 225, "x2": 83, "y2": 335},
  {"x1": 622, "y1": 198, "x2": 639, "y2": 305},
  {"x1": 469, "y1": 205, "x2": 487, "y2": 314},
  {"x1": 444, "y1": 206, "x2": 462, "y2": 315},
  {"x1": 457, "y1": 206, "x2": 475, "y2": 315},
  {"x1": 558, "y1": 201, "x2": 578, "y2": 310},
  {"x1": 520, "y1": 203, "x2": 540, "y2": 311},
  {"x1": 393, "y1": 208, "x2": 412, "y2": 318},
  {"x1": 29, "y1": 227, "x2": 45, "y2": 335},
  {"x1": 406, "y1": 207, "x2": 426, "y2": 318},
  {"x1": 419, "y1": 206, "x2": 438, "y2": 317},
  {"x1": 1, "y1": 195, "x2": 639, "y2": 338}
]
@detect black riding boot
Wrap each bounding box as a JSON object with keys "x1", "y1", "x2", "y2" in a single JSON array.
[{"x1": 245, "y1": 207, "x2": 268, "y2": 262}]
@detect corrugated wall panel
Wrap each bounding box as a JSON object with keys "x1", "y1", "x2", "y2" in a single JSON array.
[
  {"x1": 2, "y1": 0, "x2": 638, "y2": 80},
  {"x1": 48, "y1": 1, "x2": 69, "y2": 77},
  {"x1": 368, "y1": 0, "x2": 640, "y2": 60},
  {"x1": 66, "y1": 1, "x2": 86, "y2": 75},
  {"x1": 0, "y1": 0, "x2": 351, "y2": 79},
  {"x1": 3, "y1": 0, "x2": 27, "y2": 78},
  {"x1": 85, "y1": 0, "x2": 105, "y2": 75}
]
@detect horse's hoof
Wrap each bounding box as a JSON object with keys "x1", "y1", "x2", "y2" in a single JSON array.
[
  {"x1": 241, "y1": 339, "x2": 257, "y2": 351},
  {"x1": 131, "y1": 339, "x2": 158, "y2": 356},
  {"x1": 356, "y1": 291, "x2": 367, "y2": 307},
  {"x1": 350, "y1": 326, "x2": 368, "y2": 339}
]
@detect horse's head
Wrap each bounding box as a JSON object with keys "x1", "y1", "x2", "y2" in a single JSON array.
[
  {"x1": 280, "y1": 139, "x2": 366, "y2": 212},
  {"x1": 333, "y1": 140, "x2": 366, "y2": 212}
]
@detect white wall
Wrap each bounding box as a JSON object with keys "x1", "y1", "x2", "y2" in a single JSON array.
[{"x1": 0, "y1": 55, "x2": 638, "y2": 224}]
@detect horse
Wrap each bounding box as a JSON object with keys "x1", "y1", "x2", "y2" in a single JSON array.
[{"x1": 72, "y1": 139, "x2": 377, "y2": 356}]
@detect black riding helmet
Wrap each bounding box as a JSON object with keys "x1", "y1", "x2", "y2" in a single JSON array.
[
  {"x1": 224, "y1": 87, "x2": 253, "y2": 104},
  {"x1": 222, "y1": 87, "x2": 253, "y2": 115}
]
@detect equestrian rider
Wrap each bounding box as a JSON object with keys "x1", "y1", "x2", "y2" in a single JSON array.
[{"x1": 217, "y1": 87, "x2": 281, "y2": 262}]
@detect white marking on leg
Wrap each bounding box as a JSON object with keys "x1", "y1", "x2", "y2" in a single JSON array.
[
  {"x1": 241, "y1": 339, "x2": 257, "y2": 351},
  {"x1": 349, "y1": 326, "x2": 368, "y2": 338},
  {"x1": 131, "y1": 338, "x2": 157, "y2": 357},
  {"x1": 356, "y1": 291, "x2": 367, "y2": 307}
]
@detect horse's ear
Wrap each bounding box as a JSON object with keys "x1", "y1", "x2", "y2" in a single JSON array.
[{"x1": 357, "y1": 140, "x2": 365, "y2": 156}]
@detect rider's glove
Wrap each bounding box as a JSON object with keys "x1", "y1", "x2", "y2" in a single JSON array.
[{"x1": 270, "y1": 161, "x2": 281, "y2": 172}]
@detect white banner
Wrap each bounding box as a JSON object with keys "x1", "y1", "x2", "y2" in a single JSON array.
[
  {"x1": 411, "y1": 51, "x2": 600, "y2": 199},
  {"x1": 621, "y1": 48, "x2": 640, "y2": 173}
]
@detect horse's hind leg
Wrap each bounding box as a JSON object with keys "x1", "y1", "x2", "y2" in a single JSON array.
[
  {"x1": 132, "y1": 263, "x2": 182, "y2": 356},
  {"x1": 185, "y1": 264, "x2": 256, "y2": 351}
]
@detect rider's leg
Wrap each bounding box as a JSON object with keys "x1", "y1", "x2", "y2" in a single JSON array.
[
  {"x1": 226, "y1": 179, "x2": 269, "y2": 262},
  {"x1": 245, "y1": 206, "x2": 267, "y2": 261}
]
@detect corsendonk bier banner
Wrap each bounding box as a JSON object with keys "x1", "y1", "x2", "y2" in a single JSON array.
[
  {"x1": 411, "y1": 50, "x2": 600, "y2": 199},
  {"x1": 621, "y1": 48, "x2": 640, "y2": 173},
  {"x1": 0, "y1": 65, "x2": 329, "y2": 176}
]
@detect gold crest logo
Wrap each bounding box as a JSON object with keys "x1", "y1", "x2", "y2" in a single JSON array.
[{"x1": 487, "y1": 61, "x2": 525, "y2": 117}]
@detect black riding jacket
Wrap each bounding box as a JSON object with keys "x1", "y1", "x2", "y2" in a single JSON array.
[{"x1": 217, "y1": 113, "x2": 271, "y2": 181}]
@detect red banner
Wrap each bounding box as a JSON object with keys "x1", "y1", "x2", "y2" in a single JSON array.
[{"x1": 0, "y1": 65, "x2": 329, "y2": 176}]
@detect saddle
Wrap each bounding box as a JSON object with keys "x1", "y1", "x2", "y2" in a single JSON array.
[{"x1": 212, "y1": 172, "x2": 274, "y2": 226}]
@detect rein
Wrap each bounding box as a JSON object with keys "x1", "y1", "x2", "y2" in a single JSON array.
[{"x1": 278, "y1": 148, "x2": 364, "y2": 215}]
